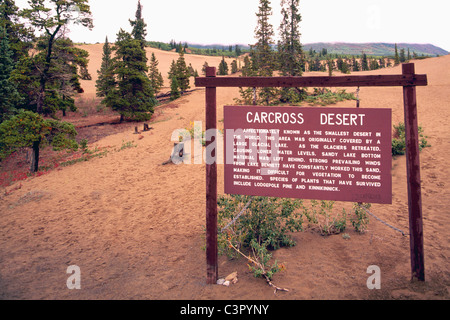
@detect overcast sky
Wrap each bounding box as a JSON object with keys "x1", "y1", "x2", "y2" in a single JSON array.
[{"x1": 15, "y1": 0, "x2": 450, "y2": 51}]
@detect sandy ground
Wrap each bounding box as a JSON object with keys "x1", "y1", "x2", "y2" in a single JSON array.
[{"x1": 0, "y1": 46, "x2": 449, "y2": 301}]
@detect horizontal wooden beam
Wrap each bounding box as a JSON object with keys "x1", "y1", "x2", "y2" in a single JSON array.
[{"x1": 195, "y1": 74, "x2": 428, "y2": 88}]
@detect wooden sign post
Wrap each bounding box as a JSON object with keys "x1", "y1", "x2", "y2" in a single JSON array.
[
  {"x1": 205, "y1": 67, "x2": 218, "y2": 284},
  {"x1": 197, "y1": 64, "x2": 427, "y2": 284},
  {"x1": 402, "y1": 64, "x2": 425, "y2": 281}
]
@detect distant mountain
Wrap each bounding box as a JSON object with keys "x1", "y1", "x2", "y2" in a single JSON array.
[{"x1": 303, "y1": 42, "x2": 449, "y2": 57}]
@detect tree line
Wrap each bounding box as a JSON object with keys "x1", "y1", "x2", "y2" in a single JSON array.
[{"x1": 236, "y1": 0, "x2": 425, "y2": 106}]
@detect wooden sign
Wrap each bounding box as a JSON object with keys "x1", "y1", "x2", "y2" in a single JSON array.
[
  {"x1": 196, "y1": 63, "x2": 427, "y2": 284},
  {"x1": 224, "y1": 106, "x2": 392, "y2": 204}
]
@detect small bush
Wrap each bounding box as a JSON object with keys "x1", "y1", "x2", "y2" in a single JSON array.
[{"x1": 392, "y1": 122, "x2": 430, "y2": 156}]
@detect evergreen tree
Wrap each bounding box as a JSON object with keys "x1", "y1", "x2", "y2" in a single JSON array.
[
  {"x1": 170, "y1": 75, "x2": 180, "y2": 101},
  {"x1": 352, "y1": 56, "x2": 360, "y2": 71},
  {"x1": 252, "y1": 0, "x2": 275, "y2": 75},
  {"x1": 148, "y1": 52, "x2": 164, "y2": 94},
  {"x1": 20, "y1": 0, "x2": 93, "y2": 115},
  {"x1": 0, "y1": 26, "x2": 21, "y2": 122},
  {"x1": 11, "y1": 35, "x2": 89, "y2": 117},
  {"x1": 327, "y1": 59, "x2": 334, "y2": 76},
  {"x1": 251, "y1": 0, "x2": 277, "y2": 105},
  {"x1": 218, "y1": 56, "x2": 228, "y2": 75},
  {"x1": 96, "y1": 36, "x2": 115, "y2": 99},
  {"x1": 201, "y1": 61, "x2": 209, "y2": 75},
  {"x1": 43, "y1": 37, "x2": 91, "y2": 116},
  {"x1": 129, "y1": 0, "x2": 147, "y2": 48},
  {"x1": 0, "y1": 0, "x2": 33, "y2": 62},
  {"x1": 168, "y1": 59, "x2": 176, "y2": 80},
  {"x1": 361, "y1": 53, "x2": 369, "y2": 71},
  {"x1": 230, "y1": 60, "x2": 238, "y2": 74},
  {"x1": 394, "y1": 44, "x2": 400, "y2": 65},
  {"x1": 278, "y1": 0, "x2": 304, "y2": 77},
  {"x1": 340, "y1": 59, "x2": 350, "y2": 74},
  {"x1": 104, "y1": 29, "x2": 157, "y2": 122},
  {"x1": 399, "y1": 48, "x2": 406, "y2": 63},
  {"x1": 369, "y1": 58, "x2": 379, "y2": 70},
  {"x1": 175, "y1": 51, "x2": 190, "y2": 93},
  {"x1": 235, "y1": 45, "x2": 241, "y2": 57}
]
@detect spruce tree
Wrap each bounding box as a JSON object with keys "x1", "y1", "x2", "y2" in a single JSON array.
[
  {"x1": 104, "y1": 29, "x2": 157, "y2": 122},
  {"x1": 148, "y1": 52, "x2": 164, "y2": 94},
  {"x1": 0, "y1": 26, "x2": 21, "y2": 122},
  {"x1": 170, "y1": 75, "x2": 180, "y2": 101},
  {"x1": 0, "y1": 0, "x2": 33, "y2": 62},
  {"x1": 361, "y1": 53, "x2": 369, "y2": 71},
  {"x1": 278, "y1": 0, "x2": 304, "y2": 77},
  {"x1": 20, "y1": 0, "x2": 93, "y2": 115},
  {"x1": 252, "y1": 0, "x2": 275, "y2": 76},
  {"x1": 231, "y1": 60, "x2": 238, "y2": 74},
  {"x1": 399, "y1": 48, "x2": 406, "y2": 63},
  {"x1": 96, "y1": 36, "x2": 115, "y2": 98},
  {"x1": 130, "y1": 0, "x2": 147, "y2": 48},
  {"x1": 352, "y1": 56, "x2": 360, "y2": 71},
  {"x1": 43, "y1": 37, "x2": 91, "y2": 116},
  {"x1": 175, "y1": 51, "x2": 190, "y2": 93},
  {"x1": 250, "y1": 0, "x2": 277, "y2": 105},
  {"x1": 201, "y1": 61, "x2": 209, "y2": 75},
  {"x1": 218, "y1": 56, "x2": 228, "y2": 75},
  {"x1": 168, "y1": 59, "x2": 181, "y2": 100},
  {"x1": 394, "y1": 44, "x2": 400, "y2": 65}
]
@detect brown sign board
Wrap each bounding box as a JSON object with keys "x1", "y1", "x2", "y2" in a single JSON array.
[{"x1": 224, "y1": 105, "x2": 392, "y2": 204}]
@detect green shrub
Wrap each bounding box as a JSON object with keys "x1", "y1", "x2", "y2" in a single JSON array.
[
  {"x1": 392, "y1": 122, "x2": 430, "y2": 156},
  {"x1": 217, "y1": 195, "x2": 303, "y2": 279}
]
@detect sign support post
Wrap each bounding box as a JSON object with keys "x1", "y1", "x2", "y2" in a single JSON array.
[
  {"x1": 205, "y1": 67, "x2": 218, "y2": 284},
  {"x1": 402, "y1": 63, "x2": 425, "y2": 281}
]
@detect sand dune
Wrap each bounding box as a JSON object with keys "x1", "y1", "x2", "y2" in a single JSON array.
[
  {"x1": 78, "y1": 43, "x2": 237, "y2": 97},
  {"x1": 0, "y1": 46, "x2": 449, "y2": 300}
]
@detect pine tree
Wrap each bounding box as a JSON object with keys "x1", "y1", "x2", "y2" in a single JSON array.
[
  {"x1": 202, "y1": 61, "x2": 209, "y2": 75},
  {"x1": 231, "y1": 60, "x2": 238, "y2": 74},
  {"x1": 218, "y1": 56, "x2": 228, "y2": 75},
  {"x1": 327, "y1": 58, "x2": 334, "y2": 76},
  {"x1": 148, "y1": 52, "x2": 164, "y2": 94},
  {"x1": 252, "y1": 0, "x2": 275, "y2": 76},
  {"x1": 96, "y1": 36, "x2": 115, "y2": 98},
  {"x1": 278, "y1": 0, "x2": 304, "y2": 77},
  {"x1": 104, "y1": 29, "x2": 157, "y2": 122},
  {"x1": 43, "y1": 37, "x2": 91, "y2": 116},
  {"x1": 340, "y1": 60, "x2": 350, "y2": 74},
  {"x1": 129, "y1": 0, "x2": 147, "y2": 48},
  {"x1": 170, "y1": 75, "x2": 180, "y2": 101},
  {"x1": 250, "y1": 0, "x2": 277, "y2": 105},
  {"x1": 352, "y1": 56, "x2": 360, "y2": 71},
  {"x1": 399, "y1": 48, "x2": 406, "y2": 63},
  {"x1": 394, "y1": 44, "x2": 400, "y2": 65},
  {"x1": 0, "y1": 0, "x2": 33, "y2": 62},
  {"x1": 175, "y1": 51, "x2": 190, "y2": 93},
  {"x1": 20, "y1": 0, "x2": 93, "y2": 115},
  {"x1": 361, "y1": 53, "x2": 369, "y2": 71},
  {"x1": 0, "y1": 26, "x2": 21, "y2": 122}
]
